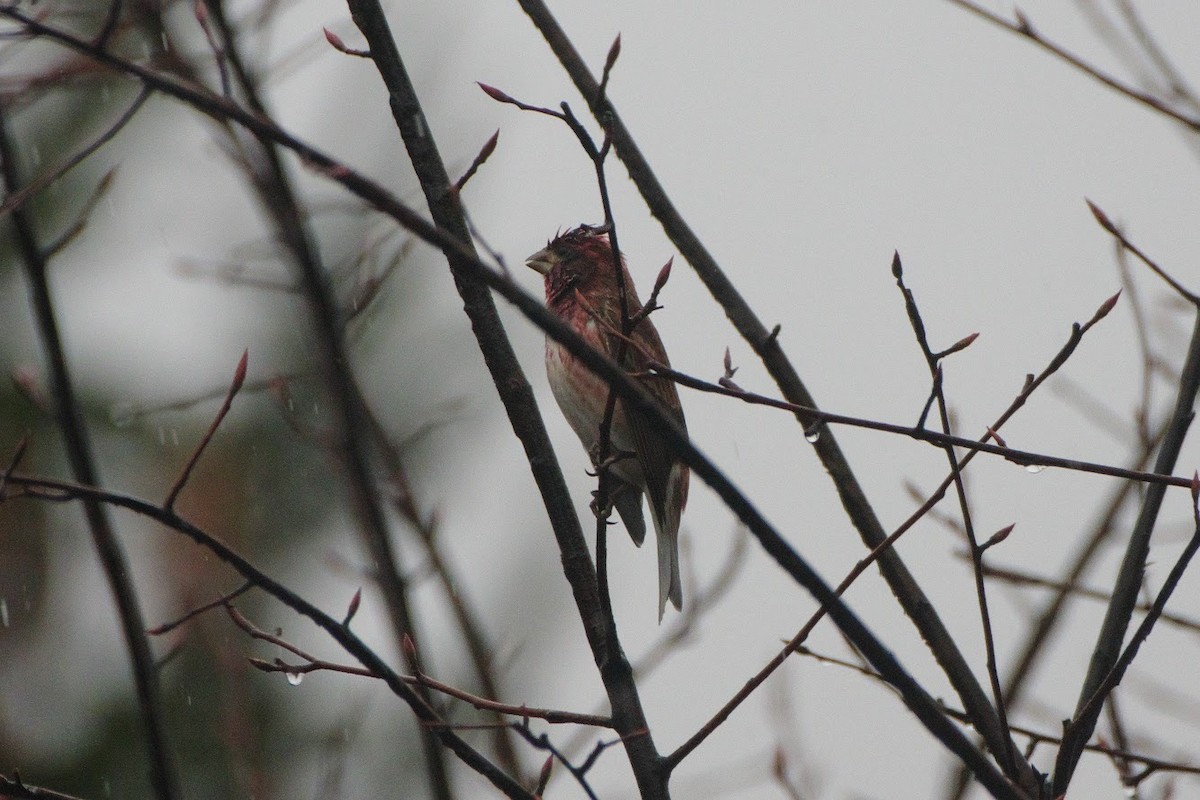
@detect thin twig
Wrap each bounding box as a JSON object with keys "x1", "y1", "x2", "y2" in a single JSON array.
[
  {"x1": 0, "y1": 772, "x2": 90, "y2": 800},
  {"x1": 163, "y1": 349, "x2": 247, "y2": 511},
  {"x1": 892, "y1": 252, "x2": 1016, "y2": 778},
  {"x1": 1086, "y1": 200, "x2": 1200, "y2": 306},
  {"x1": 510, "y1": 724, "x2": 604, "y2": 800},
  {"x1": 0, "y1": 85, "x2": 150, "y2": 220},
  {"x1": 0, "y1": 433, "x2": 29, "y2": 497},
  {"x1": 147, "y1": 581, "x2": 252, "y2": 635},
  {"x1": 415, "y1": 671, "x2": 613, "y2": 728},
  {"x1": 944, "y1": 0, "x2": 1200, "y2": 132},
  {"x1": 978, "y1": 561, "x2": 1200, "y2": 634},
  {"x1": 449, "y1": 129, "x2": 498, "y2": 195},
  {"x1": 651, "y1": 360, "x2": 1188, "y2": 490}
]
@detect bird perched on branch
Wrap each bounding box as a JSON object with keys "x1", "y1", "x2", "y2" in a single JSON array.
[{"x1": 526, "y1": 225, "x2": 689, "y2": 620}]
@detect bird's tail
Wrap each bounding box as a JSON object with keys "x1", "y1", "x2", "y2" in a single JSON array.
[
  {"x1": 656, "y1": 521, "x2": 682, "y2": 622},
  {"x1": 654, "y1": 464, "x2": 687, "y2": 621}
]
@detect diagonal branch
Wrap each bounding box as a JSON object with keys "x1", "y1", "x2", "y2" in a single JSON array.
[
  {"x1": 6, "y1": 473, "x2": 534, "y2": 800},
  {"x1": 1053, "y1": 311, "x2": 1200, "y2": 792},
  {"x1": 945, "y1": 0, "x2": 1200, "y2": 132}
]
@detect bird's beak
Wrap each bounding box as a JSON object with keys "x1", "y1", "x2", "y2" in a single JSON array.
[{"x1": 525, "y1": 246, "x2": 557, "y2": 275}]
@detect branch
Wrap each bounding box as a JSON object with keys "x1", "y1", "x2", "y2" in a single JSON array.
[
  {"x1": 4, "y1": 473, "x2": 534, "y2": 799},
  {"x1": 893, "y1": 253, "x2": 1017, "y2": 778},
  {"x1": 0, "y1": 772, "x2": 89, "y2": 800},
  {"x1": 650, "y1": 361, "x2": 1188, "y2": 490},
  {"x1": 0, "y1": 85, "x2": 150, "y2": 220},
  {"x1": 1054, "y1": 311, "x2": 1200, "y2": 791},
  {"x1": 1086, "y1": 199, "x2": 1199, "y2": 306},
  {"x1": 163, "y1": 349, "x2": 246, "y2": 511},
  {"x1": 1062, "y1": 474, "x2": 1200, "y2": 783},
  {"x1": 0, "y1": 81, "x2": 179, "y2": 800},
  {"x1": 945, "y1": 0, "x2": 1200, "y2": 131}
]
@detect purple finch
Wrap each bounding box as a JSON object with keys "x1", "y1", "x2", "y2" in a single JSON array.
[{"x1": 526, "y1": 225, "x2": 689, "y2": 620}]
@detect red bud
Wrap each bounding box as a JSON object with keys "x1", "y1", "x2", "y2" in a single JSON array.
[
  {"x1": 941, "y1": 331, "x2": 979, "y2": 358},
  {"x1": 323, "y1": 28, "x2": 370, "y2": 58},
  {"x1": 604, "y1": 34, "x2": 622, "y2": 75},
  {"x1": 231, "y1": 349, "x2": 248, "y2": 395},
  {"x1": 1085, "y1": 199, "x2": 1118, "y2": 235},
  {"x1": 654, "y1": 257, "x2": 672, "y2": 293},
  {"x1": 479, "y1": 129, "x2": 499, "y2": 161},
  {"x1": 1093, "y1": 290, "x2": 1121, "y2": 321},
  {"x1": 343, "y1": 587, "x2": 362, "y2": 626},
  {"x1": 477, "y1": 82, "x2": 514, "y2": 104},
  {"x1": 981, "y1": 523, "x2": 1015, "y2": 551}
]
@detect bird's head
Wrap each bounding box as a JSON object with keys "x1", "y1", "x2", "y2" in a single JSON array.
[{"x1": 525, "y1": 224, "x2": 618, "y2": 304}]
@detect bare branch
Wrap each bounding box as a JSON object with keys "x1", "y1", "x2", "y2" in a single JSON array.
[{"x1": 163, "y1": 349, "x2": 247, "y2": 511}]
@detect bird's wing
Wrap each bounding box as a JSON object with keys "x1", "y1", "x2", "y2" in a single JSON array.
[{"x1": 621, "y1": 315, "x2": 689, "y2": 531}]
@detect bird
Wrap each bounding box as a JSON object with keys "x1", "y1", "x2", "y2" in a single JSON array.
[{"x1": 526, "y1": 224, "x2": 689, "y2": 620}]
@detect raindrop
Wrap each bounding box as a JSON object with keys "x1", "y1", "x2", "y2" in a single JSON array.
[
  {"x1": 157, "y1": 426, "x2": 166, "y2": 446},
  {"x1": 169, "y1": 428, "x2": 179, "y2": 447},
  {"x1": 285, "y1": 671, "x2": 304, "y2": 686},
  {"x1": 0, "y1": 598, "x2": 8, "y2": 627},
  {"x1": 1024, "y1": 464, "x2": 1046, "y2": 474},
  {"x1": 804, "y1": 427, "x2": 821, "y2": 444},
  {"x1": 186, "y1": 694, "x2": 192, "y2": 707}
]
